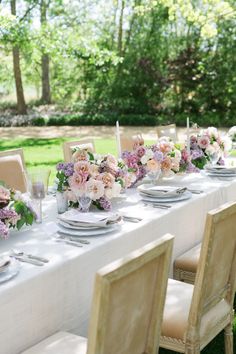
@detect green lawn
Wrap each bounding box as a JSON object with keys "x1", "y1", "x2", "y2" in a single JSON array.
[{"x1": 0, "y1": 136, "x2": 235, "y2": 353}]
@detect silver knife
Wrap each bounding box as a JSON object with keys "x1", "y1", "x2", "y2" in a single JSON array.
[
  {"x1": 25, "y1": 254, "x2": 49, "y2": 263},
  {"x1": 11, "y1": 256, "x2": 44, "y2": 266}
]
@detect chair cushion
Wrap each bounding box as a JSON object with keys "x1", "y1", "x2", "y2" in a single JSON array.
[
  {"x1": 0, "y1": 155, "x2": 27, "y2": 192},
  {"x1": 174, "y1": 243, "x2": 201, "y2": 273},
  {"x1": 22, "y1": 332, "x2": 87, "y2": 354},
  {"x1": 161, "y1": 279, "x2": 231, "y2": 342}
]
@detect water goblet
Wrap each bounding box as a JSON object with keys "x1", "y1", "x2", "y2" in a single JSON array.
[
  {"x1": 147, "y1": 169, "x2": 162, "y2": 185},
  {"x1": 28, "y1": 169, "x2": 51, "y2": 223},
  {"x1": 78, "y1": 193, "x2": 92, "y2": 213}
]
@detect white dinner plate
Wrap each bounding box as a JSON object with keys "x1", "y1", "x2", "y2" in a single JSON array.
[
  {"x1": 57, "y1": 223, "x2": 121, "y2": 237},
  {"x1": 141, "y1": 190, "x2": 192, "y2": 203},
  {"x1": 206, "y1": 172, "x2": 236, "y2": 178},
  {"x1": 0, "y1": 256, "x2": 11, "y2": 273},
  {"x1": 0, "y1": 258, "x2": 20, "y2": 284},
  {"x1": 138, "y1": 184, "x2": 187, "y2": 198}
]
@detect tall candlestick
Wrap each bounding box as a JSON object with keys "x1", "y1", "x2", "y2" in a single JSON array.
[
  {"x1": 186, "y1": 117, "x2": 190, "y2": 155},
  {"x1": 116, "y1": 121, "x2": 122, "y2": 158}
]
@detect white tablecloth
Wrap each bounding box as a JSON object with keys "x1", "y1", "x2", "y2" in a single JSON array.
[{"x1": 0, "y1": 172, "x2": 236, "y2": 354}]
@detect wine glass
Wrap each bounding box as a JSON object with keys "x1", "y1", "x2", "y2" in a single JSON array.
[
  {"x1": 147, "y1": 168, "x2": 162, "y2": 185},
  {"x1": 208, "y1": 150, "x2": 221, "y2": 166},
  {"x1": 28, "y1": 169, "x2": 51, "y2": 223}
]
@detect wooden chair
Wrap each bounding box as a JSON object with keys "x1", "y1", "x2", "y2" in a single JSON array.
[
  {"x1": 156, "y1": 124, "x2": 177, "y2": 142},
  {"x1": 63, "y1": 139, "x2": 95, "y2": 162},
  {"x1": 160, "y1": 201, "x2": 236, "y2": 354},
  {"x1": 22, "y1": 233, "x2": 174, "y2": 354},
  {"x1": 0, "y1": 148, "x2": 28, "y2": 192},
  {"x1": 121, "y1": 134, "x2": 144, "y2": 152}
]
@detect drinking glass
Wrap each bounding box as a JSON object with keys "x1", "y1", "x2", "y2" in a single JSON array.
[
  {"x1": 147, "y1": 169, "x2": 162, "y2": 185},
  {"x1": 78, "y1": 193, "x2": 92, "y2": 212},
  {"x1": 208, "y1": 150, "x2": 221, "y2": 166},
  {"x1": 28, "y1": 169, "x2": 51, "y2": 223}
]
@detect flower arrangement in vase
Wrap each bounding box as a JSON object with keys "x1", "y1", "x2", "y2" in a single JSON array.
[
  {"x1": 0, "y1": 184, "x2": 36, "y2": 239},
  {"x1": 56, "y1": 149, "x2": 132, "y2": 212},
  {"x1": 189, "y1": 127, "x2": 232, "y2": 169},
  {"x1": 122, "y1": 137, "x2": 184, "y2": 184}
]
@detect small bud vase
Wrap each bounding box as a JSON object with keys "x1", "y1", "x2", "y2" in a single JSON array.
[{"x1": 56, "y1": 191, "x2": 68, "y2": 214}]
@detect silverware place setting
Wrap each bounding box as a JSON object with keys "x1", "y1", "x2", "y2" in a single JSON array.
[
  {"x1": 10, "y1": 249, "x2": 49, "y2": 266},
  {"x1": 122, "y1": 216, "x2": 143, "y2": 223},
  {"x1": 143, "y1": 202, "x2": 172, "y2": 209}
]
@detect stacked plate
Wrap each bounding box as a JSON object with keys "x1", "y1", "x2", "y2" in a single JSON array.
[
  {"x1": 138, "y1": 184, "x2": 192, "y2": 204},
  {"x1": 0, "y1": 256, "x2": 20, "y2": 284},
  {"x1": 57, "y1": 209, "x2": 122, "y2": 237},
  {"x1": 204, "y1": 165, "x2": 236, "y2": 178}
]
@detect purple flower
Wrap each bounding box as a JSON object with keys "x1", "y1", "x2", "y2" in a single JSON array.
[
  {"x1": 56, "y1": 162, "x2": 65, "y2": 171},
  {"x1": 0, "y1": 208, "x2": 18, "y2": 220},
  {"x1": 153, "y1": 151, "x2": 164, "y2": 162},
  {"x1": 0, "y1": 220, "x2": 9, "y2": 239},
  {"x1": 191, "y1": 149, "x2": 204, "y2": 160},
  {"x1": 99, "y1": 197, "x2": 112, "y2": 211}
]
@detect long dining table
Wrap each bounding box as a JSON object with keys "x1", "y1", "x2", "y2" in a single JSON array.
[{"x1": 0, "y1": 172, "x2": 236, "y2": 354}]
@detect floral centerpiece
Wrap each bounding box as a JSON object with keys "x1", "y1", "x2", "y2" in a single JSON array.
[
  {"x1": 189, "y1": 127, "x2": 232, "y2": 169},
  {"x1": 56, "y1": 149, "x2": 132, "y2": 211},
  {"x1": 0, "y1": 184, "x2": 36, "y2": 239},
  {"x1": 228, "y1": 126, "x2": 236, "y2": 143},
  {"x1": 122, "y1": 137, "x2": 185, "y2": 184}
]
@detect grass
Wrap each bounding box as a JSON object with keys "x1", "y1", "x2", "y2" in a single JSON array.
[{"x1": 0, "y1": 136, "x2": 235, "y2": 353}]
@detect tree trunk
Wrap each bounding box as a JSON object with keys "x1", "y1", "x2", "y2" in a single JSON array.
[
  {"x1": 117, "y1": 0, "x2": 125, "y2": 56},
  {"x1": 11, "y1": 0, "x2": 27, "y2": 115},
  {"x1": 40, "y1": 0, "x2": 51, "y2": 104}
]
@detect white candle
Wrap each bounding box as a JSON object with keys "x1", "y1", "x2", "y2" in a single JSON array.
[
  {"x1": 116, "y1": 121, "x2": 122, "y2": 158},
  {"x1": 186, "y1": 117, "x2": 190, "y2": 155}
]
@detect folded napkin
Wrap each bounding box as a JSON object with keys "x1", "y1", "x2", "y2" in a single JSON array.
[
  {"x1": 0, "y1": 256, "x2": 11, "y2": 272},
  {"x1": 138, "y1": 185, "x2": 186, "y2": 198},
  {"x1": 205, "y1": 165, "x2": 236, "y2": 174},
  {"x1": 59, "y1": 209, "x2": 121, "y2": 227}
]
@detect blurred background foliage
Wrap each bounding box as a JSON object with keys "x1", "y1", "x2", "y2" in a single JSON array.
[{"x1": 0, "y1": 0, "x2": 236, "y2": 126}]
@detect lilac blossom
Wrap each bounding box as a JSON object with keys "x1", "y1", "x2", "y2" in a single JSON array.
[
  {"x1": 99, "y1": 197, "x2": 112, "y2": 211},
  {"x1": 0, "y1": 220, "x2": 9, "y2": 239}
]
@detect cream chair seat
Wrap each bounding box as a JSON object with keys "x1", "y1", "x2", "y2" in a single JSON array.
[
  {"x1": 162, "y1": 279, "x2": 231, "y2": 342},
  {"x1": 160, "y1": 201, "x2": 236, "y2": 354},
  {"x1": 22, "y1": 234, "x2": 174, "y2": 354},
  {"x1": 63, "y1": 139, "x2": 95, "y2": 162},
  {"x1": 174, "y1": 243, "x2": 201, "y2": 284},
  {"x1": 0, "y1": 148, "x2": 27, "y2": 192}
]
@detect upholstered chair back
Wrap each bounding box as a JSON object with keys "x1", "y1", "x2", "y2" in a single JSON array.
[
  {"x1": 63, "y1": 140, "x2": 95, "y2": 162},
  {"x1": 121, "y1": 134, "x2": 144, "y2": 152},
  {"x1": 187, "y1": 201, "x2": 236, "y2": 335},
  {"x1": 0, "y1": 148, "x2": 27, "y2": 192},
  {"x1": 86, "y1": 234, "x2": 174, "y2": 354}
]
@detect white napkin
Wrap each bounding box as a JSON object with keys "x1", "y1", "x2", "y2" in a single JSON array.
[
  {"x1": 138, "y1": 185, "x2": 185, "y2": 198},
  {"x1": 59, "y1": 209, "x2": 121, "y2": 227}
]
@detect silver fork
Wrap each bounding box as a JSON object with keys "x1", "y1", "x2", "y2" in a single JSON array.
[{"x1": 57, "y1": 234, "x2": 90, "y2": 245}]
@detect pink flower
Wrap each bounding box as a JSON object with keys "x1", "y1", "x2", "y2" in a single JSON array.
[
  {"x1": 198, "y1": 135, "x2": 210, "y2": 149},
  {"x1": 0, "y1": 186, "x2": 10, "y2": 207},
  {"x1": 135, "y1": 146, "x2": 146, "y2": 158},
  {"x1": 86, "y1": 179, "x2": 104, "y2": 201},
  {"x1": 72, "y1": 149, "x2": 89, "y2": 162},
  {"x1": 69, "y1": 173, "x2": 87, "y2": 191},
  {"x1": 161, "y1": 156, "x2": 172, "y2": 172},
  {"x1": 74, "y1": 161, "x2": 90, "y2": 176},
  {"x1": 146, "y1": 159, "x2": 160, "y2": 172},
  {"x1": 97, "y1": 172, "x2": 115, "y2": 188},
  {"x1": 159, "y1": 142, "x2": 172, "y2": 154}
]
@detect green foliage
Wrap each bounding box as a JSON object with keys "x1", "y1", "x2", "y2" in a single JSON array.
[{"x1": 0, "y1": 0, "x2": 236, "y2": 125}]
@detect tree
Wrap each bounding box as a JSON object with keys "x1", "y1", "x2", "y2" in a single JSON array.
[
  {"x1": 10, "y1": 0, "x2": 27, "y2": 114},
  {"x1": 40, "y1": 0, "x2": 51, "y2": 104}
]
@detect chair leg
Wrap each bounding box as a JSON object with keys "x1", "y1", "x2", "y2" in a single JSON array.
[
  {"x1": 224, "y1": 323, "x2": 233, "y2": 354},
  {"x1": 185, "y1": 342, "x2": 200, "y2": 354}
]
